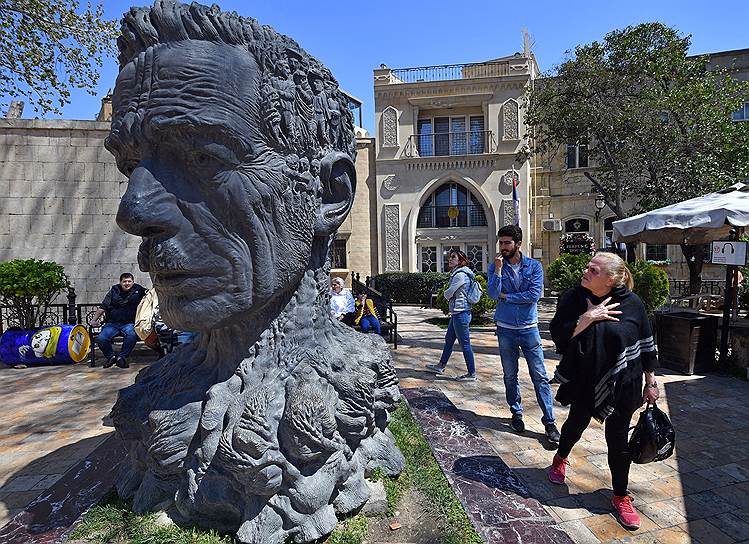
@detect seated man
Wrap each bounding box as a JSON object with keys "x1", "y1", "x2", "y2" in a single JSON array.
[
  {"x1": 329, "y1": 277, "x2": 356, "y2": 325},
  {"x1": 88, "y1": 273, "x2": 146, "y2": 368}
]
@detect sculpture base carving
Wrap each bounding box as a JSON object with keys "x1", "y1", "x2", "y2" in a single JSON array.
[{"x1": 111, "y1": 271, "x2": 404, "y2": 544}]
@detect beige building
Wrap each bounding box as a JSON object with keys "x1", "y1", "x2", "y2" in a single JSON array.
[
  {"x1": 373, "y1": 47, "x2": 749, "y2": 285},
  {"x1": 374, "y1": 53, "x2": 539, "y2": 275}
]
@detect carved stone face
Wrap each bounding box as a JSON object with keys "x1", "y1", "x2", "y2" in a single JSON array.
[{"x1": 108, "y1": 41, "x2": 320, "y2": 331}]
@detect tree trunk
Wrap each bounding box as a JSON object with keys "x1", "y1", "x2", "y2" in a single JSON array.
[{"x1": 680, "y1": 243, "x2": 705, "y2": 294}]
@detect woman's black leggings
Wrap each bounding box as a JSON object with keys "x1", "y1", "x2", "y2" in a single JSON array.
[{"x1": 557, "y1": 403, "x2": 634, "y2": 497}]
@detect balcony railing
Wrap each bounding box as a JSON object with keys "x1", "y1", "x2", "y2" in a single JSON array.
[
  {"x1": 404, "y1": 130, "x2": 495, "y2": 158},
  {"x1": 391, "y1": 61, "x2": 510, "y2": 83},
  {"x1": 417, "y1": 205, "x2": 488, "y2": 229}
]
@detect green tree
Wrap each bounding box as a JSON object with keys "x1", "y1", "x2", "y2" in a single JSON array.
[
  {"x1": 525, "y1": 22, "x2": 749, "y2": 293},
  {"x1": 0, "y1": 259, "x2": 68, "y2": 329},
  {"x1": 0, "y1": 0, "x2": 117, "y2": 115}
]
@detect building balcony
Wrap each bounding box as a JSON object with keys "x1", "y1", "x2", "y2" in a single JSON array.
[
  {"x1": 387, "y1": 61, "x2": 511, "y2": 84},
  {"x1": 404, "y1": 130, "x2": 496, "y2": 158},
  {"x1": 417, "y1": 205, "x2": 488, "y2": 229}
]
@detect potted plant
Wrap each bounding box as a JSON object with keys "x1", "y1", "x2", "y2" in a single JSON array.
[{"x1": 0, "y1": 259, "x2": 90, "y2": 367}]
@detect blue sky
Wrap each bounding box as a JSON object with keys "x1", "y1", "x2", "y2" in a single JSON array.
[{"x1": 44, "y1": 0, "x2": 749, "y2": 133}]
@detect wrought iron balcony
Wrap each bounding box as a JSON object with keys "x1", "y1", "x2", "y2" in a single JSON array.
[
  {"x1": 391, "y1": 61, "x2": 510, "y2": 84},
  {"x1": 404, "y1": 130, "x2": 496, "y2": 158},
  {"x1": 417, "y1": 205, "x2": 488, "y2": 229}
]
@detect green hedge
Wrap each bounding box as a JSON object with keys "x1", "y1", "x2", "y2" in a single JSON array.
[
  {"x1": 372, "y1": 272, "x2": 449, "y2": 304},
  {"x1": 547, "y1": 253, "x2": 592, "y2": 292},
  {"x1": 434, "y1": 274, "x2": 497, "y2": 316},
  {"x1": 546, "y1": 254, "x2": 669, "y2": 314},
  {"x1": 627, "y1": 260, "x2": 670, "y2": 314}
]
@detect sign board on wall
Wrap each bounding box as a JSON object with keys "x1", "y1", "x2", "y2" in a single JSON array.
[{"x1": 710, "y1": 241, "x2": 748, "y2": 266}]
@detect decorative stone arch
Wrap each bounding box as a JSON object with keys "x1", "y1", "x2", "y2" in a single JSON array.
[
  {"x1": 381, "y1": 106, "x2": 399, "y2": 147},
  {"x1": 501, "y1": 98, "x2": 520, "y2": 141},
  {"x1": 406, "y1": 171, "x2": 496, "y2": 271}
]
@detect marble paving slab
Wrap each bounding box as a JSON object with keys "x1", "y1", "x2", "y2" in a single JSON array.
[
  {"x1": 0, "y1": 433, "x2": 124, "y2": 544},
  {"x1": 402, "y1": 387, "x2": 573, "y2": 544}
]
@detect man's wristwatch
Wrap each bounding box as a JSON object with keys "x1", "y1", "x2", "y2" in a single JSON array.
[{"x1": 645, "y1": 382, "x2": 658, "y2": 389}]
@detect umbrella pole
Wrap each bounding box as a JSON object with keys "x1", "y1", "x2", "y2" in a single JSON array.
[
  {"x1": 718, "y1": 226, "x2": 743, "y2": 368},
  {"x1": 718, "y1": 264, "x2": 735, "y2": 367}
]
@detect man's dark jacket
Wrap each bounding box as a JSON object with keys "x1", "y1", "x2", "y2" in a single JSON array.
[{"x1": 99, "y1": 283, "x2": 146, "y2": 324}]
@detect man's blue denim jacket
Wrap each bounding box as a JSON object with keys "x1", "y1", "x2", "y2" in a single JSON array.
[{"x1": 487, "y1": 253, "x2": 544, "y2": 327}]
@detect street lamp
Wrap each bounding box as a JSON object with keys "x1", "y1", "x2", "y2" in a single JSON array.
[{"x1": 594, "y1": 194, "x2": 606, "y2": 222}]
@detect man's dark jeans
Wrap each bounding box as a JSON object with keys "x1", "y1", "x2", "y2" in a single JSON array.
[{"x1": 96, "y1": 322, "x2": 138, "y2": 360}]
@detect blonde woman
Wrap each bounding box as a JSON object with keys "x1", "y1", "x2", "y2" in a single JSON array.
[{"x1": 548, "y1": 252, "x2": 659, "y2": 531}]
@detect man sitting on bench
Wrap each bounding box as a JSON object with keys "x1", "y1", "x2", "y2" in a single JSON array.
[{"x1": 88, "y1": 273, "x2": 146, "y2": 368}]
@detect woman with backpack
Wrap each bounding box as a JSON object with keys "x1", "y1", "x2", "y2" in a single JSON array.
[{"x1": 426, "y1": 250, "x2": 477, "y2": 382}]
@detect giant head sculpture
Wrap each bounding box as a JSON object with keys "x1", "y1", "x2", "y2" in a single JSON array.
[
  {"x1": 106, "y1": 1, "x2": 356, "y2": 331},
  {"x1": 106, "y1": 4, "x2": 403, "y2": 544}
]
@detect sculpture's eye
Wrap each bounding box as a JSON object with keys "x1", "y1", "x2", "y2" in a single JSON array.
[
  {"x1": 189, "y1": 150, "x2": 224, "y2": 173},
  {"x1": 195, "y1": 153, "x2": 211, "y2": 166}
]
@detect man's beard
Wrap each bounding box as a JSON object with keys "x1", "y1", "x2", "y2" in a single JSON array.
[{"x1": 501, "y1": 246, "x2": 518, "y2": 260}]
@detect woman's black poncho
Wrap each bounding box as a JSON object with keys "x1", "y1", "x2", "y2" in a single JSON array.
[{"x1": 550, "y1": 285, "x2": 658, "y2": 422}]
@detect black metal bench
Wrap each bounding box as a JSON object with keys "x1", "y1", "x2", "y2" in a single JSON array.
[{"x1": 81, "y1": 302, "x2": 178, "y2": 367}]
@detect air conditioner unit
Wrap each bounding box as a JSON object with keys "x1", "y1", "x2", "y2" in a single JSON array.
[{"x1": 542, "y1": 219, "x2": 562, "y2": 232}]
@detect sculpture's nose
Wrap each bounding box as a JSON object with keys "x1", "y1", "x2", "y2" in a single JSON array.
[{"x1": 116, "y1": 161, "x2": 182, "y2": 239}]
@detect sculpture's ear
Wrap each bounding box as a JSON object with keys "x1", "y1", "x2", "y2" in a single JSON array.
[{"x1": 315, "y1": 151, "x2": 356, "y2": 236}]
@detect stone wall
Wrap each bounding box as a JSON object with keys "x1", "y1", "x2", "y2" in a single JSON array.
[{"x1": 0, "y1": 119, "x2": 148, "y2": 305}]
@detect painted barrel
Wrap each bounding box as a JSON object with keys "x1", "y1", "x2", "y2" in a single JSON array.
[{"x1": 0, "y1": 325, "x2": 91, "y2": 366}]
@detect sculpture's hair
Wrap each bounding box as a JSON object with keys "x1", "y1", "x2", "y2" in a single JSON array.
[
  {"x1": 115, "y1": 0, "x2": 356, "y2": 161},
  {"x1": 594, "y1": 251, "x2": 634, "y2": 290}
]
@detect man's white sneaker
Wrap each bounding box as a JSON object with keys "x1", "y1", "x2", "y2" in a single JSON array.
[{"x1": 425, "y1": 363, "x2": 447, "y2": 374}]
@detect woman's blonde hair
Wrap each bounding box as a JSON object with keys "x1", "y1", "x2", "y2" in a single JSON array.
[{"x1": 594, "y1": 252, "x2": 634, "y2": 290}]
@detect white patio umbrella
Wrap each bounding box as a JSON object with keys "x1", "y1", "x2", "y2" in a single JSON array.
[
  {"x1": 612, "y1": 181, "x2": 749, "y2": 368},
  {"x1": 612, "y1": 182, "x2": 749, "y2": 244}
]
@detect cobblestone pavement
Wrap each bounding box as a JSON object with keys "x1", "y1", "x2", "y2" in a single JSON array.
[
  {"x1": 0, "y1": 348, "x2": 157, "y2": 528},
  {"x1": 2, "y1": 306, "x2": 749, "y2": 543},
  {"x1": 393, "y1": 303, "x2": 749, "y2": 544}
]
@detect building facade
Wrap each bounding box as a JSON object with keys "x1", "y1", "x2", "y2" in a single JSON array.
[
  {"x1": 373, "y1": 54, "x2": 539, "y2": 275},
  {"x1": 374, "y1": 47, "x2": 749, "y2": 282}
]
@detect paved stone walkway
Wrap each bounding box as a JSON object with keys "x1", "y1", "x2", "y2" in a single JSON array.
[
  {"x1": 393, "y1": 303, "x2": 749, "y2": 544},
  {"x1": 1, "y1": 306, "x2": 749, "y2": 543},
  {"x1": 0, "y1": 348, "x2": 157, "y2": 528}
]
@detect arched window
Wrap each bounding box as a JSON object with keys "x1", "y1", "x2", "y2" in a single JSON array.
[
  {"x1": 417, "y1": 183, "x2": 487, "y2": 228},
  {"x1": 564, "y1": 217, "x2": 590, "y2": 234}
]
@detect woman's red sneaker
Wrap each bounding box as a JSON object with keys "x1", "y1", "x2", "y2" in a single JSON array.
[
  {"x1": 548, "y1": 454, "x2": 569, "y2": 485},
  {"x1": 611, "y1": 495, "x2": 641, "y2": 530}
]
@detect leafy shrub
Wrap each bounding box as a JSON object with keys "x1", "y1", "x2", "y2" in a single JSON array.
[
  {"x1": 626, "y1": 260, "x2": 670, "y2": 314},
  {"x1": 0, "y1": 259, "x2": 68, "y2": 329},
  {"x1": 435, "y1": 274, "x2": 496, "y2": 316},
  {"x1": 372, "y1": 272, "x2": 449, "y2": 304},
  {"x1": 547, "y1": 253, "x2": 592, "y2": 291}
]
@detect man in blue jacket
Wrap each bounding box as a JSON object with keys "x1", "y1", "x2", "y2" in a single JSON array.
[{"x1": 488, "y1": 225, "x2": 560, "y2": 445}]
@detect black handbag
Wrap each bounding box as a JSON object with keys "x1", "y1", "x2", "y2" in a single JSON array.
[{"x1": 628, "y1": 402, "x2": 675, "y2": 464}]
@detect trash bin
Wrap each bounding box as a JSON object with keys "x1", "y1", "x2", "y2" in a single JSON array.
[{"x1": 655, "y1": 312, "x2": 718, "y2": 375}]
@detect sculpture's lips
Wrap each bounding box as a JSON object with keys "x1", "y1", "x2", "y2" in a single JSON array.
[{"x1": 152, "y1": 270, "x2": 223, "y2": 292}]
